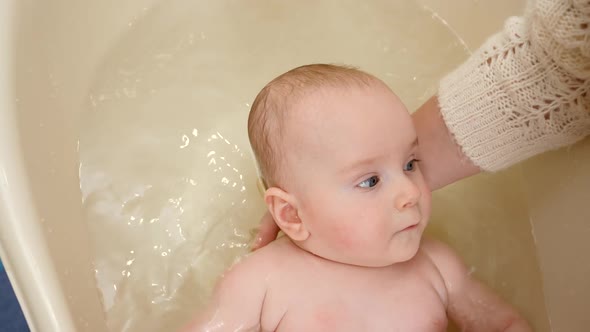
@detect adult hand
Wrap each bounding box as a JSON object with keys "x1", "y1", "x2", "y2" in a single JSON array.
[
  {"x1": 412, "y1": 96, "x2": 480, "y2": 191},
  {"x1": 250, "y1": 211, "x2": 280, "y2": 251}
]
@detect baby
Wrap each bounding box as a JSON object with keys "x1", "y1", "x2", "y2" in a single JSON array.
[{"x1": 185, "y1": 64, "x2": 532, "y2": 331}]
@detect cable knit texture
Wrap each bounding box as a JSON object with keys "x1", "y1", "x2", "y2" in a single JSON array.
[{"x1": 438, "y1": 0, "x2": 590, "y2": 171}]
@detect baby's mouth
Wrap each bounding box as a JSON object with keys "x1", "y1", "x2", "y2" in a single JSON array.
[
  {"x1": 401, "y1": 224, "x2": 418, "y2": 231},
  {"x1": 396, "y1": 210, "x2": 422, "y2": 232}
]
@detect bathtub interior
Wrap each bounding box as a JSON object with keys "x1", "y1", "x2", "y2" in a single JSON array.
[
  {"x1": 521, "y1": 138, "x2": 590, "y2": 331},
  {"x1": 2, "y1": 0, "x2": 588, "y2": 331},
  {"x1": 78, "y1": 1, "x2": 534, "y2": 331}
]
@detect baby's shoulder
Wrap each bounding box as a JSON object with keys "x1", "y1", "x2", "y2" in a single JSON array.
[
  {"x1": 229, "y1": 237, "x2": 300, "y2": 275},
  {"x1": 419, "y1": 238, "x2": 467, "y2": 303},
  {"x1": 419, "y1": 237, "x2": 465, "y2": 273}
]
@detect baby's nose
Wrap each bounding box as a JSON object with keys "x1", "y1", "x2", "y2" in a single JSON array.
[{"x1": 394, "y1": 178, "x2": 421, "y2": 211}]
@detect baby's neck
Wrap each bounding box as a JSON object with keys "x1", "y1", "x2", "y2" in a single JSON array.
[{"x1": 280, "y1": 236, "x2": 411, "y2": 269}]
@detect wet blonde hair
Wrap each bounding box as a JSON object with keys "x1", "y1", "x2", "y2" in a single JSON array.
[{"x1": 248, "y1": 64, "x2": 379, "y2": 188}]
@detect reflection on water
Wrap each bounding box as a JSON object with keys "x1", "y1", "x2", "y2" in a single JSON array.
[{"x1": 78, "y1": 0, "x2": 547, "y2": 331}]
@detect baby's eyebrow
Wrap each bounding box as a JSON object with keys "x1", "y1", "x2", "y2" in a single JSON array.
[
  {"x1": 339, "y1": 155, "x2": 383, "y2": 175},
  {"x1": 340, "y1": 138, "x2": 419, "y2": 174}
]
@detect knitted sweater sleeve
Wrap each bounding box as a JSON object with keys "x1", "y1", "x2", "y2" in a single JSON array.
[{"x1": 437, "y1": 0, "x2": 590, "y2": 171}]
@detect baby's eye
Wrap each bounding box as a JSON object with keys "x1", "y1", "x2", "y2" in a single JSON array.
[
  {"x1": 358, "y1": 175, "x2": 380, "y2": 188},
  {"x1": 404, "y1": 159, "x2": 420, "y2": 172}
]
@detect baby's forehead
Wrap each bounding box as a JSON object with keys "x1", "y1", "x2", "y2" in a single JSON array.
[
  {"x1": 284, "y1": 83, "x2": 410, "y2": 142},
  {"x1": 279, "y1": 87, "x2": 354, "y2": 143},
  {"x1": 286, "y1": 83, "x2": 362, "y2": 114},
  {"x1": 278, "y1": 88, "x2": 337, "y2": 137},
  {"x1": 273, "y1": 76, "x2": 404, "y2": 145},
  {"x1": 285, "y1": 81, "x2": 393, "y2": 122}
]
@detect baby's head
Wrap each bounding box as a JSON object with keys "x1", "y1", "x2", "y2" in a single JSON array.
[{"x1": 248, "y1": 64, "x2": 431, "y2": 267}]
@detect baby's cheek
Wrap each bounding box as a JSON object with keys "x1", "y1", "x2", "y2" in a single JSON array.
[
  {"x1": 314, "y1": 197, "x2": 374, "y2": 249},
  {"x1": 326, "y1": 215, "x2": 376, "y2": 250},
  {"x1": 329, "y1": 223, "x2": 360, "y2": 248}
]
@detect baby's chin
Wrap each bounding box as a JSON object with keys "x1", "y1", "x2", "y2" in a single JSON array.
[
  {"x1": 389, "y1": 242, "x2": 421, "y2": 264},
  {"x1": 358, "y1": 237, "x2": 423, "y2": 267},
  {"x1": 339, "y1": 245, "x2": 421, "y2": 268}
]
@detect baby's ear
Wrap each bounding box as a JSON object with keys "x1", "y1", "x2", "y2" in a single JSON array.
[{"x1": 264, "y1": 187, "x2": 309, "y2": 242}]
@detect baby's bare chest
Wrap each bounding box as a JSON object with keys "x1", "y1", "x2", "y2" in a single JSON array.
[{"x1": 263, "y1": 257, "x2": 448, "y2": 331}]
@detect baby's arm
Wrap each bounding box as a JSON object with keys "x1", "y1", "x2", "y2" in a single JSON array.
[
  {"x1": 422, "y1": 239, "x2": 532, "y2": 332},
  {"x1": 183, "y1": 257, "x2": 268, "y2": 332}
]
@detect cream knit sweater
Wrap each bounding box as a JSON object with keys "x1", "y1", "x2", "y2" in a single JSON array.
[{"x1": 438, "y1": 0, "x2": 590, "y2": 171}]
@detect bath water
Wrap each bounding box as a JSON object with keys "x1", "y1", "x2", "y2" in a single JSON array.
[{"x1": 79, "y1": 0, "x2": 547, "y2": 331}]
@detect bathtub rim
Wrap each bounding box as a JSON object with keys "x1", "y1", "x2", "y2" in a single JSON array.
[{"x1": 0, "y1": 0, "x2": 77, "y2": 331}]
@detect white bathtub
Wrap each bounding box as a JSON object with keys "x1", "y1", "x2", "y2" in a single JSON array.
[{"x1": 1, "y1": 0, "x2": 589, "y2": 331}]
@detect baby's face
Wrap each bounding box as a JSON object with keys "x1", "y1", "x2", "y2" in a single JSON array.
[{"x1": 284, "y1": 83, "x2": 431, "y2": 267}]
